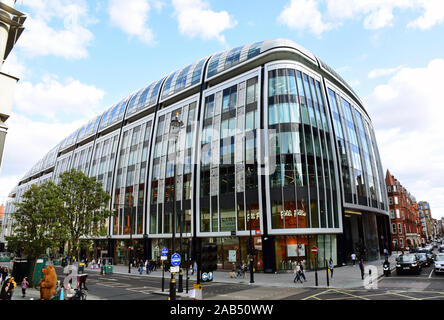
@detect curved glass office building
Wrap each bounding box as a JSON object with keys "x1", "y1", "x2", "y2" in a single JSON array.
[{"x1": 2, "y1": 39, "x2": 390, "y2": 271}]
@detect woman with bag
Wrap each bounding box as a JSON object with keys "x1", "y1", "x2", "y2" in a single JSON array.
[{"x1": 293, "y1": 264, "x2": 302, "y2": 283}]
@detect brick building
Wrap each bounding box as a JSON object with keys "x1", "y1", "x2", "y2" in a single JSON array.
[{"x1": 386, "y1": 170, "x2": 423, "y2": 250}]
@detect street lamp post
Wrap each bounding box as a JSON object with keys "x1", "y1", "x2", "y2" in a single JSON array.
[
  {"x1": 169, "y1": 112, "x2": 183, "y2": 300},
  {"x1": 246, "y1": 167, "x2": 254, "y2": 284}
]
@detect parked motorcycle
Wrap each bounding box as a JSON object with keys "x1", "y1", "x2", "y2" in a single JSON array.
[{"x1": 383, "y1": 261, "x2": 391, "y2": 277}]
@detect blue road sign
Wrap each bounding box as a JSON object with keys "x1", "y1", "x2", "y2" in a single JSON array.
[
  {"x1": 171, "y1": 253, "x2": 181, "y2": 266},
  {"x1": 202, "y1": 272, "x2": 208, "y2": 281},
  {"x1": 161, "y1": 248, "x2": 168, "y2": 256},
  {"x1": 208, "y1": 272, "x2": 213, "y2": 281}
]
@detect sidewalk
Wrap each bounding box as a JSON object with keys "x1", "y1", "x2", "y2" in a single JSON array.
[{"x1": 87, "y1": 254, "x2": 399, "y2": 290}]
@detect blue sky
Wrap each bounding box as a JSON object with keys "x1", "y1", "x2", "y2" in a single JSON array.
[{"x1": 2, "y1": 0, "x2": 444, "y2": 219}]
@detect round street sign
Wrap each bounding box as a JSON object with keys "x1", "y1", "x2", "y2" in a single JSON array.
[
  {"x1": 171, "y1": 253, "x2": 181, "y2": 267},
  {"x1": 161, "y1": 248, "x2": 168, "y2": 256},
  {"x1": 311, "y1": 246, "x2": 318, "y2": 254},
  {"x1": 202, "y1": 272, "x2": 208, "y2": 281}
]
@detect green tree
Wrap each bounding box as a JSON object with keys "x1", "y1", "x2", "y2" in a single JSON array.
[
  {"x1": 6, "y1": 181, "x2": 64, "y2": 261},
  {"x1": 57, "y1": 169, "x2": 112, "y2": 262}
]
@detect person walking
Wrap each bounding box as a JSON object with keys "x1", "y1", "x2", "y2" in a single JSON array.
[
  {"x1": 21, "y1": 277, "x2": 29, "y2": 298},
  {"x1": 1, "y1": 267, "x2": 8, "y2": 284},
  {"x1": 351, "y1": 252, "x2": 357, "y2": 266},
  {"x1": 138, "y1": 261, "x2": 144, "y2": 275},
  {"x1": 298, "y1": 261, "x2": 307, "y2": 282},
  {"x1": 359, "y1": 258, "x2": 365, "y2": 280},
  {"x1": 328, "y1": 258, "x2": 334, "y2": 279},
  {"x1": 145, "y1": 260, "x2": 150, "y2": 275},
  {"x1": 293, "y1": 263, "x2": 302, "y2": 283},
  {"x1": 0, "y1": 278, "x2": 11, "y2": 300},
  {"x1": 242, "y1": 261, "x2": 247, "y2": 279},
  {"x1": 192, "y1": 260, "x2": 197, "y2": 276},
  {"x1": 236, "y1": 262, "x2": 243, "y2": 278}
]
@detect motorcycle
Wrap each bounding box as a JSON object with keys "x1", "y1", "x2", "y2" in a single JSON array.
[{"x1": 383, "y1": 262, "x2": 391, "y2": 277}]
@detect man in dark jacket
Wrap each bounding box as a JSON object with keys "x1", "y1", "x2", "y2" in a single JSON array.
[{"x1": 359, "y1": 259, "x2": 365, "y2": 280}]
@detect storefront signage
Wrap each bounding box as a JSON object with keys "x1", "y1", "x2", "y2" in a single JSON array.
[
  {"x1": 287, "y1": 244, "x2": 305, "y2": 257},
  {"x1": 228, "y1": 250, "x2": 237, "y2": 262},
  {"x1": 280, "y1": 209, "x2": 307, "y2": 219}
]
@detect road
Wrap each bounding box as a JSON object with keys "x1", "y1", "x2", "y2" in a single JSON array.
[{"x1": 52, "y1": 261, "x2": 444, "y2": 301}]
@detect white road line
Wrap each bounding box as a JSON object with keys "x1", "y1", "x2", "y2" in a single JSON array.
[{"x1": 429, "y1": 270, "x2": 434, "y2": 279}]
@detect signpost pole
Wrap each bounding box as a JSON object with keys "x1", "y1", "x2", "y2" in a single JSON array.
[
  {"x1": 162, "y1": 260, "x2": 165, "y2": 292},
  {"x1": 312, "y1": 246, "x2": 318, "y2": 287}
]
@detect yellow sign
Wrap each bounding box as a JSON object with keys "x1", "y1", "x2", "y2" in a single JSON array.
[{"x1": 193, "y1": 284, "x2": 202, "y2": 290}]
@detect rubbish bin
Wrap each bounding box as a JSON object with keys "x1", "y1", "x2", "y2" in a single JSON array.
[
  {"x1": 78, "y1": 263, "x2": 85, "y2": 274},
  {"x1": 105, "y1": 265, "x2": 113, "y2": 274}
]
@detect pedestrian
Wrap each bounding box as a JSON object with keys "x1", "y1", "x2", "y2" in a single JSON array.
[
  {"x1": 242, "y1": 261, "x2": 247, "y2": 279},
  {"x1": 328, "y1": 258, "x2": 334, "y2": 279},
  {"x1": 0, "y1": 278, "x2": 11, "y2": 300},
  {"x1": 138, "y1": 261, "x2": 144, "y2": 275},
  {"x1": 21, "y1": 277, "x2": 29, "y2": 298},
  {"x1": 351, "y1": 252, "x2": 357, "y2": 266},
  {"x1": 293, "y1": 263, "x2": 302, "y2": 283},
  {"x1": 236, "y1": 262, "x2": 242, "y2": 278},
  {"x1": 298, "y1": 261, "x2": 306, "y2": 282},
  {"x1": 383, "y1": 247, "x2": 389, "y2": 259},
  {"x1": 359, "y1": 258, "x2": 365, "y2": 280},
  {"x1": 145, "y1": 260, "x2": 150, "y2": 275},
  {"x1": 193, "y1": 261, "x2": 197, "y2": 276},
  {"x1": 1, "y1": 267, "x2": 8, "y2": 284}
]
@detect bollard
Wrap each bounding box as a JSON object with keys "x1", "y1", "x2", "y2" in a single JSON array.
[
  {"x1": 326, "y1": 265, "x2": 330, "y2": 287},
  {"x1": 186, "y1": 267, "x2": 189, "y2": 294},
  {"x1": 315, "y1": 270, "x2": 318, "y2": 286}
]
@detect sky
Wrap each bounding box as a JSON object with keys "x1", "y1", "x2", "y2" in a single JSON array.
[{"x1": 1, "y1": 0, "x2": 444, "y2": 219}]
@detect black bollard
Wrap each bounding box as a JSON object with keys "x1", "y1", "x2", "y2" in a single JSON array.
[{"x1": 315, "y1": 270, "x2": 318, "y2": 286}]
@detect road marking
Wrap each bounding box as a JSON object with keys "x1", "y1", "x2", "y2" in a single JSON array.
[
  {"x1": 301, "y1": 289, "x2": 332, "y2": 300},
  {"x1": 386, "y1": 290, "x2": 419, "y2": 300},
  {"x1": 419, "y1": 295, "x2": 444, "y2": 300},
  {"x1": 332, "y1": 289, "x2": 370, "y2": 300},
  {"x1": 97, "y1": 282, "x2": 132, "y2": 288},
  {"x1": 429, "y1": 270, "x2": 434, "y2": 279}
]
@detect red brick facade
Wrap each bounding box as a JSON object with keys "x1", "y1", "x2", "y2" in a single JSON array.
[{"x1": 385, "y1": 170, "x2": 423, "y2": 250}]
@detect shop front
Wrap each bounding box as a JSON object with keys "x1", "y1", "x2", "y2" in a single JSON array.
[
  {"x1": 201, "y1": 236, "x2": 264, "y2": 272},
  {"x1": 274, "y1": 234, "x2": 337, "y2": 271},
  {"x1": 114, "y1": 239, "x2": 145, "y2": 265}
]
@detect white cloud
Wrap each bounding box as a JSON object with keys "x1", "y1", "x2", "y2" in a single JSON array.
[
  {"x1": 0, "y1": 113, "x2": 85, "y2": 201},
  {"x1": 278, "y1": 0, "x2": 337, "y2": 35},
  {"x1": 172, "y1": 0, "x2": 237, "y2": 43},
  {"x1": 17, "y1": 0, "x2": 94, "y2": 59},
  {"x1": 365, "y1": 59, "x2": 444, "y2": 219},
  {"x1": 279, "y1": 0, "x2": 444, "y2": 35},
  {"x1": 108, "y1": 0, "x2": 155, "y2": 45},
  {"x1": 407, "y1": 0, "x2": 444, "y2": 30},
  {"x1": 13, "y1": 75, "x2": 106, "y2": 121},
  {"x1": 368, "y1": 65, "x2": 404, "y2": 79}
]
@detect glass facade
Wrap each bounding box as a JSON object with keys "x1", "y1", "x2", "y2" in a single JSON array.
[
  {"x1": 266, "y1": 67, "x2": 339, "y2": 233},
  {"x1": 5, "y1": 39, "x2": 389, "y2": 270}
]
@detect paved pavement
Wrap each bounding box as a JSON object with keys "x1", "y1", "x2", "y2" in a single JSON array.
[
  {"x1": 0, "y1": 252, "x2": 402, "y2": 301},
  {"x1": 85, "y1": 254, "x2": 399, "y2": 290}
]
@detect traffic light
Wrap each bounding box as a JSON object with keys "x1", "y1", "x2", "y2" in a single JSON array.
[{"x1": 201, "y1": 243, "x2": 217, "y2": 273}]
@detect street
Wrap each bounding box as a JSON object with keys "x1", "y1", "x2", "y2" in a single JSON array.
[{"x1": 47, "y1": 260, "x2": 444, "y2": 301}]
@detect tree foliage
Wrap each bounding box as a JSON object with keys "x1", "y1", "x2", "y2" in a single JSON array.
[
  {"x1": 6, "y1": 181, "x2": 64, "y2": 260},
  {"x1": 7, "y1": 169, "x2": 112, "y2": 262},
  {"x1": 57, "y1": 169, "x2": 112, "y2": 261}
]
